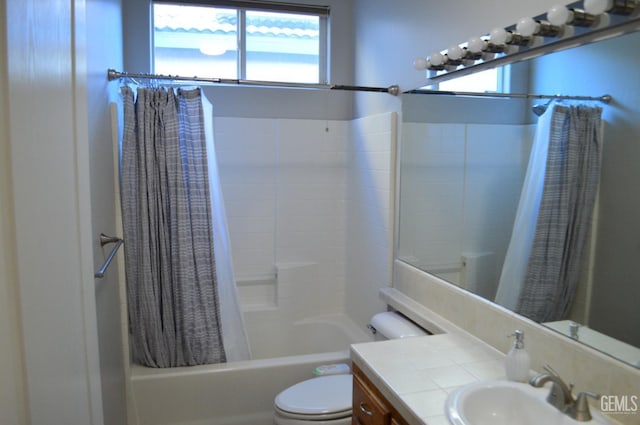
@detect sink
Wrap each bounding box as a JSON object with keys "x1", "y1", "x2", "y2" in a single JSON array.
[{"x1": 445, "y1": 380, "x2": 612, "y2": 425}]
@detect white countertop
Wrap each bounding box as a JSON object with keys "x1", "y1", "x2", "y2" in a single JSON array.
[{"x1": 351, "y1": 332, "x2": 507, "y2": 425}]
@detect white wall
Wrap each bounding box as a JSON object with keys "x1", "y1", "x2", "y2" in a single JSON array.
[{"x1": 3, "y1": 0, "x2": 105, "y2": 424}]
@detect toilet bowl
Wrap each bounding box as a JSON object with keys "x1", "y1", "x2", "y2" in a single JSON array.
[{"x1": 272, "y1": 311, "x2": 427, "y2": 424}]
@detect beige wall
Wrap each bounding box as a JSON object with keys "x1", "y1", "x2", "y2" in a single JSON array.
[{"x1": 0, "y1": 3, "x2": 28, "y2": 424}]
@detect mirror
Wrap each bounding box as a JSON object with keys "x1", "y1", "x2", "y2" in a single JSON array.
[{"x1": 398, "y1": 29, "x2": 640, "y2": 368}]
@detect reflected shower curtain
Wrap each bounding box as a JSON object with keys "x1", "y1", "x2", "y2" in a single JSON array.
[
  {"x1": 120, "y1": 86, "x2": 250, "y2": 367},
  {"x1": 495, "y1": 103, "x2": 603, "y2": 322}
]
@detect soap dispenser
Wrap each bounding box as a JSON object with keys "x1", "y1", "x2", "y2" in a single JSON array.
[{"x1": 505, "y1": 329, "x2": 531, "y2": 382}]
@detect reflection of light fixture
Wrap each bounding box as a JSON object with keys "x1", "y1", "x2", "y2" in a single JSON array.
[
  {"x1": 199, "y1": 43, "x2": 227, "y2": 56},
  {"x1": 584, "y1": 0, "x2": 637, "y2": 15},
  {"x1": 547, "y1": 4, "x2": 596, "y2": 27},
  {"x1": 585, "y1": 0, "x2": 613, "y2": 14}
]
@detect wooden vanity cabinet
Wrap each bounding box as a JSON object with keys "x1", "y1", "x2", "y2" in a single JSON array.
[{"x1": 352, "y1": 364, "x2": 410, "y2": 425}]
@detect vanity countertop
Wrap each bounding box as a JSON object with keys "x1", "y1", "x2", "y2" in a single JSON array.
[{"x1": 351, "y1": 331, "x2": 507, "y2": 425}]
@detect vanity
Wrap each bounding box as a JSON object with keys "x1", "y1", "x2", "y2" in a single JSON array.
[
  {"x1": 350, "y1": 290, "x2": 506, "y2": 425},
  {"x1": 349, "y1": 288, "x2": 626, "y2": 425},
  {"x1": 351, "y1": 332, "x2": 505, "y2": 425}
]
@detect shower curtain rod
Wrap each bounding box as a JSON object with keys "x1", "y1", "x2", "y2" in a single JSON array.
[
  {"x1": 405, "y1": 88, "x2": 612, "y2": 104},
  {"x1": 107, "y1": 69, "x2": 400, "y2": 96}
]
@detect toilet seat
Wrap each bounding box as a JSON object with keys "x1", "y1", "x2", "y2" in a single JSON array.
[{"x1": 274, "y1": 374, "x2": 352, "y2": 420}]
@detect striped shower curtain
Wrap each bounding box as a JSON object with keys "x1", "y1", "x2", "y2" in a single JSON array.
[
  {"x1": 516, "y1": 104, "x2": 603, "y2": 322},
  {"x1": 120, "y1": 86, "x2": 229, "y2": 367},
  {"x1": 495, "y1": 103, "x2": 603, "y2": 323}
]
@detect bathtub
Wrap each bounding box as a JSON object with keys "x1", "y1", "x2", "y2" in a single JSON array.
[{"x1": 130, "y1": 313, "x2": 372, "y2": 425}]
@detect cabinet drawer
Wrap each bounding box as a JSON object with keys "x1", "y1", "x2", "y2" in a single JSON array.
[{"x1": 352, "y1": 372, "x2": 390, "y2": 425}]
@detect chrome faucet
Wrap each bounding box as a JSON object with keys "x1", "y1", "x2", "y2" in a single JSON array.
[
  {"x1": 530, "y1": 365, "x2": 575, "y2": 410},
  {"x1": 529, "y1": 364, "x2": 600, "y2": 421}
]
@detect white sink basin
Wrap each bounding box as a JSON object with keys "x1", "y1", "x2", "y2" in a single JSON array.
[{"x1": 445, "y1": 380, "x2": 611, "y2": 425}]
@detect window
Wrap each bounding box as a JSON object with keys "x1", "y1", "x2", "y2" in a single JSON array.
[{"x1": 152, "y1": 1, "x2": 329, "y2": 84}]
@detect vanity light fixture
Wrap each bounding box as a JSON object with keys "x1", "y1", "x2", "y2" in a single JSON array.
[
  {"x1": 547, "y1": 4, "x2": 597, "y2": 27},
  {"x1": 488, "y1": 27, "x2": 531, "y2": 51},
  {"x1": 515, "y1": 17, "x2": 563, "y2": 37},
  {"x1": 414, "y1": 0, "x2": 640, "y2": 81},
  {"x1": 427, "y1": 51, "x2": 447, "y2": 70},
  {"x1": 413, "y1": 57, "x2": 429, "y2": 71},
  {"x1": 445, "y1": 45, "x2": 465, "y2": 66},
  {"x1": 466, "y1": 36, "x2": 487, "y2": 59}
]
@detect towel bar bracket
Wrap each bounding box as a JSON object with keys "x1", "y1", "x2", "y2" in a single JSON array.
[{"x1": 95, "y1": 233, "x2": 124, "y2": 278}]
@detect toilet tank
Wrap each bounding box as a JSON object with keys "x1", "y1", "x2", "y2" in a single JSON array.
[{"x1": 368, "y1": 311, "x2": 427, "y2": 341}]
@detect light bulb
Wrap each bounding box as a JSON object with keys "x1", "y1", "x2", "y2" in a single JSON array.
[
  {"x1": 584, "y1": 0, "x2": 614, "y2": 15},
  {"x1": 428, "y1": 52, "x2": 446, "y2": 67},
  {"x1": 447, "y1": 45, "x2": 464, "y2": 61},
  {"x1": 516, "y1": 17, "x2": 539, "y2": 37},
  {"x1": 413, "y1": 57, "x2": 428, "y2": 70},
  {"x1": 489, "y1": 27, "x2": 509, "y2": 45},
  {"x1": 547, "y1": 4, "x2": 572, "y2": 26},
  {"x1": 467, "y1": 36, "x2": 486, "y2": 53}
]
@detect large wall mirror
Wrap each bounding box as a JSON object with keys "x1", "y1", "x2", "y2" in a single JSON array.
[{"x1": 398, "y1": 27, "x2": 640, "y2": 368}]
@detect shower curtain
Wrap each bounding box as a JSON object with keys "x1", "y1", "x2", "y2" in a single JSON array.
[
  {"x1": 120, "y1": 86, "x2": 250, "y2": 367},
  {"x1": 495, "y1": 103, "x2": 603, "y2": 323}
]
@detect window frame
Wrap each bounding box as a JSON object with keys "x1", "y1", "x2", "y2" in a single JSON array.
[{"x1": 152, "y1": 0, "x2": 330, "y2": 84}]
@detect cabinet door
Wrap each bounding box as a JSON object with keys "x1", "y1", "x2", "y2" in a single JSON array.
[
  {"x1": 352, "y1": 372, "x2": 390, "y2": 425},
  {"x1": 391, "y1": 416, "x2": 409, "y2": 425}
]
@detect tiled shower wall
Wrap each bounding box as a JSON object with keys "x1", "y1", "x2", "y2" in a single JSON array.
[
  {"x1": 346, "y1": 113, "x2": 398, "y2": 329},
  {"x1": 398, "y1": 122, "x2": 534, "y2": 296},
  {"x1": 213, "y1": 113, "x2": 397, "y2": 328},
  {"x1": 214, "y1": 117, "x2": 350, "y2": 316}
]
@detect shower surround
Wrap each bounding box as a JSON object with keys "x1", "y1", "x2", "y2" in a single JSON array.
[
  {"x1": 214, "y1": 112, "x2": 397, "y2": 327},
  {"x1": 124, "y1": 112, "x2": 397, "y2": 425}
]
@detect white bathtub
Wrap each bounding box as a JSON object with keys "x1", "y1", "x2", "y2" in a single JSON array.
[{"x1": 130, "y1": 313, "x2": 372, "y2": 425}]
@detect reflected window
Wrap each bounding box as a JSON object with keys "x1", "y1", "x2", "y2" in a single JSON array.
[{"x1": 435, "y1": 66, "x2": 510, "y2": 93}]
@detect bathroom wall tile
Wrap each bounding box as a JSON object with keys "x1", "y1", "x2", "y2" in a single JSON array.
[
  {"x1": 214, "y1": 118, "x2": 277, "y2": 167},
  {"x1": 346, "y1": 113, "x2": 396, "y2": 332}
]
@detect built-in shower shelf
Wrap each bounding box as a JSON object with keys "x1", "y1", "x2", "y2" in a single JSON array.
[{"x1": 237, "y1": 276, "x2": 277, "y2": 311}]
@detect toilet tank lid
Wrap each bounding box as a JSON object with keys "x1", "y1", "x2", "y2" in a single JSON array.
[{"x1": 370, "y1": 311, "x2": 427, "y2": 339}]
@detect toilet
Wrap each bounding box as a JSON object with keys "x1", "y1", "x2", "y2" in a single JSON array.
[{"x1": 273, "y1": 311, "x2": 427, "y2": 425}]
